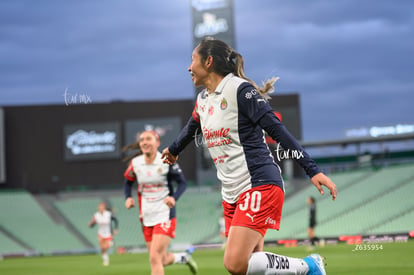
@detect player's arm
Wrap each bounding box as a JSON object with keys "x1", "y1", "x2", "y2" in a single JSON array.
[
  {"x1": 259, "y1": 111, "x2": 320, "y2": 175},
  {"x1": 88, "y1": 216, "x2": 96, "y2": 227},
  {"x1": 111, "y1": 214, "x2": 119, "y2": 234},
  {"x1": 123, "y1": 162, "x2": 136, "y2": 209},
  {"x1": 237, "y1": 83, "x2": 337, "y2": 200},
  {"x1": 236, "y1": 83, "x2": 308, "y2": 169},
  {"x1": 124, "y1": 179, "x2": 136, "y2": 208},
  {"x1": 162, "y1": 109, "x2": 201, "y2": 164},
  {"x1": 164, "y1": 163, "x2": 187, "y2": 208},
  {"x1": 259, "y1": 111, "x2": 337, "y2": 200}
]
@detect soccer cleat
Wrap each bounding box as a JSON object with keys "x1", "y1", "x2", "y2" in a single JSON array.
[
  {"x1": 303, "y1": 254, "x2": 326, "y2": 275},
  {"x1": 185, "y1": 246, "x2": 198, "y2": 274},
  {"x1": 103, "y1": 260, "x2": 109, "y2": 266},
  {"x1": 186, "y1": 254, "x2": 198, "y2": 274}
]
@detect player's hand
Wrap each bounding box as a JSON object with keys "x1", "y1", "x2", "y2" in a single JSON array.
[
  {"x1": 164, "y1": 196, "x2": 176, "y2": 208},
  {"x1": 161, "y1": 147, "x2": 178, "y2": 165},
  {"x1": 125, "y1": 197, "x2": 135, "y2": 209},
  {"x1": 311, "y1": 172, "x2": 337, "y2": 200}
]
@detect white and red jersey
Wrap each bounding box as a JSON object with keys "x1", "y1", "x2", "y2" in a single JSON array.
[
  {"x1": 193, "y1": 73, "x2": 280, "y2": 203},
  {"x1": 92, "y1": 210, "x2": 114, "y2": 239},
  {"x1": 169, "y1": 73, "x2": 321, "y2": 204},
  {"x1": 124, "y1": 151, "x2": 185, "y2": 227}
]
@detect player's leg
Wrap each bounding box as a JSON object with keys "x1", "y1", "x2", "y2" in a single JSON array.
[
  {"x1": 225, "y1": 185, "x2": 326, "y2": 275},
  {"x1": 236, "y1": 230, "x2": 324, "y2": 275},
  {"x1": 152, "y1": 219, "x2": 198, "y2": 274},
  {"x1": 223, "y1": 225, "x2": 263, "y2": 274},
  {"x1": 247, "y1": 251, "x2": 327, "y2": 275},
  {"x1": 143, "y1": 226, "x2": 166, "y2": 275},
  {"x1": 142, "y1": 225, "x2": 161, "y2": 274},
  {"x1": 308, "y1": 227, "x2": 315, "y2": 239},
  {"x1": 149, "y1": 233, "x2": 171, "y2": 275},
  {"x1": 98, "y1": 237, "x2": 110, "y2": 266},
  {"x1": 224, "y1": 226, "x2": 312, "y2": 275},
  {"x1": 308, "y1": 226, "x2": 316, "y2": 249}
]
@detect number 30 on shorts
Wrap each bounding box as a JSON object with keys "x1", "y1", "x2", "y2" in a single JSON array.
[{"x1": 239, "y1": 191, "x2": 261, "y2": 212}]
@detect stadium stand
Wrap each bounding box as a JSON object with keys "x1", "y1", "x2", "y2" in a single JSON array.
[
  {"x1": 367, "y1": 206, "x2": 414, "y2": 235},
  {"x1": 173, "y1": 187, "x2": 222, "y2": 245},
  {"x1": 0, "y1": 191, "x2": 86, "y2": 255},
  {"x1": 265, "y1": 168, "x2": 374, "y2": 240},
  {"x1": 53, "y1": 195, "x2": 104, "y2": 249},
  {"x1": 265, "y1": 163, "x2": 414, "y2": 241},
  {"x1": 0, "y1": 229, "x2": 27, "y2": 255},
  {"x1": 1, "y1": 163, "x2": 413, "y2": 255}
]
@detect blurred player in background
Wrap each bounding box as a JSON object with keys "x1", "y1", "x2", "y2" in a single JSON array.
[
  {"x1": 123, "y1": 130, "x2": 198, "y2": 275},
  {"x1": 307, "y1": 196, "x2": 319, "y2": 250},
  {"x1": 88, "y1": 201, "x2": 119, "y2": 266},
  {"x1": 162, "y1": 37, "x2": 337, "y2": 275}
]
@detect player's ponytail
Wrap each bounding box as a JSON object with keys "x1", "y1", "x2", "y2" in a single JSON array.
[
  {"x1": 122, "y1": 141, "x2": 142, "y2": 163},
  {"x1": 198, "y1": 37, "x2": 279, "y2": 100}
]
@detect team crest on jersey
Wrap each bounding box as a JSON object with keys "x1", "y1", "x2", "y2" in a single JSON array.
[
  {"x1": 157, "y1": 167, "x2": 162, "y2": 174},
  {"x1": 220, "y1": 98, "x2": 228, "y2": 110},
  {"x1": 208, "y1": 106, "x2": 214, "y2": 116}
]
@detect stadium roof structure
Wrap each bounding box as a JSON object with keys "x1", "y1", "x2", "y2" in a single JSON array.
[{"x1": 301, "y1": 132, "x2": 414, "y2": 149}]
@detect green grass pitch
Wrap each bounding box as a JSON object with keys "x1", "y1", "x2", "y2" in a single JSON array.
[{"x1": 1, "y1": 241, "x2": 413, "y2": 274}]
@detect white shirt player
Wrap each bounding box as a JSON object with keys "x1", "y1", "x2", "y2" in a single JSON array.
[
  {"x1": 129, "y1": 151, "x2": 172, "y2": 227},
  {"x1": 92, "y1": 210, "x2": 114, "y2": 239},
  {"x1": 194, "y1": 73, "x2": 284, "y2": 203}
]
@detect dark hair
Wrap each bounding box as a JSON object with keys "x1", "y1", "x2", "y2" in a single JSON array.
[
  {"x1": 196, "y1": 37, "x2": 278, "y2": 98},
  {"x1": 122, "y1": 140, "x2": 141, "y2": 163}
]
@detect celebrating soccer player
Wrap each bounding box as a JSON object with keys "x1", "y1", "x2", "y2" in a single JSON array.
[
  {"x1": 123, "y1": 130, "x2": 198, "y2": 275},
  {"x1": 162, "y1": 37, "x2": 337, "y2": 275}
]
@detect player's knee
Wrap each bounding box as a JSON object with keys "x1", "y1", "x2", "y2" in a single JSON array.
[
  {"x1": 223, "y1": 254, "x2": 248, "y2": 275},
  {"x1": 149, "y1": 250, "x2": 163, "y2": 266},
  {"x1": 224, "y1": 262, "x2": 246, "y2": 275}
]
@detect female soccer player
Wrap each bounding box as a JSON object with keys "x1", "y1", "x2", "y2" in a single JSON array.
[
  {"x1": 88, "y1": 201, "x2": 118, "y2": 266},
  {"x1": 307, "y1": 196, "x2": 319, "y2": 250},
  {"x1": 161, "y1": 37, "x2": 337, "y2": 275},
  {"x1": 123, "y1": 130, "x2": 198, "y2": 275}
]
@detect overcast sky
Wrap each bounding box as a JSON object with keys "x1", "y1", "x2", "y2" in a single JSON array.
[{"x1": 0, "y1": 0, "x2": 413, "y2": 142}]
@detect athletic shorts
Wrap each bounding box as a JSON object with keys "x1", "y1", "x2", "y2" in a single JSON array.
[
  {"x1": 98, "y1": 234, "x2": 113, "y2": 243},
  {"x1": 222, "y1": 184, "x2": 284, "y2": 237},
  {"x1": 142, "y1": 218, "x2": 177, "y2": 242},
  {"x1": 309, "y1": 219, "x2": 316, "y2": 228}
]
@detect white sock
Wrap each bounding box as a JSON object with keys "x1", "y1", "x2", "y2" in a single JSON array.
[
  {"x1": 102, "y1": 253, "x2": 109, "y2": 262},
  {"x1": 173, "y1": 252, "x2": 188, "y2": 264},
  {"x1": 247, "y1": 252, "x2": 309, "y2": 275}
]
